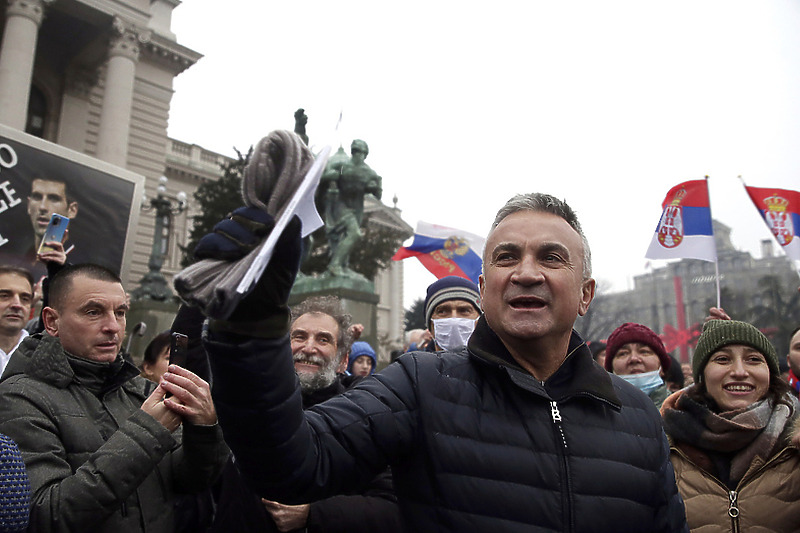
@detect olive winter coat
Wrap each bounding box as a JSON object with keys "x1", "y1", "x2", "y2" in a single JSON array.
[{"x1": 0, "y1": 334, "x2": 229, "y2": 532}]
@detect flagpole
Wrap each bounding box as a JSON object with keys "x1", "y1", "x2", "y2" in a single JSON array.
[
  {"x1": 704, "y1": 175, "x2": 721, "y2": 308},
  {"x1": 335, "y1": 108, "x2": 344, "y2": 149},
  {"x1": 736, "y1": 174, "x2": 748, "y2": 193}
]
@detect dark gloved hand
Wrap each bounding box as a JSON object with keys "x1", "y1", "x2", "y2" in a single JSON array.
[
  {"x1": 171, "y1": 304, "x2": 206, "y2": 344},
  {"x1": 195, "y1": 206, "x2": 275, "y2": 261},
  {"x1": 195, "y1": 207, "x2": 303, "y2": 337}
]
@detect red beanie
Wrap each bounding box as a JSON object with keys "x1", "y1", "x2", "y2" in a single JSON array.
[{"x1": 604, "y1": 323, "x2": 670, "y2": 372}]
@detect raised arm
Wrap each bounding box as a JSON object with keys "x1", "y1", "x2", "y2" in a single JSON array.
[
  {"x1": 187, "y1": 207, "x2": 415, "y2": 502},
  {"x1": 205, "y1": 330, "x2": 417, "y2": 503}
]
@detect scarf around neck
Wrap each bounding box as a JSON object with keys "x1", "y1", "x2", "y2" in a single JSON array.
[{"x1": 662, "y1": 385, "x2": 797, "y2": 486}]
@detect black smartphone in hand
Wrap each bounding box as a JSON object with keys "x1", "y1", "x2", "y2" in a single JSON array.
[
  {"x1": 166, "y1": 333, "x2": 188, "y2": 398},
  {"x1": 169, "y1": 332, "x2": 188, "y2": 368}
]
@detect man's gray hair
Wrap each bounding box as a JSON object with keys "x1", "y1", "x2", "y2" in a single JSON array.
[
  {"x1": 488, "y1": 193, "x2": 592, "y2": 279},
  {"x1": 291, "y1": 295, "x2": 353, "y2": 363}
]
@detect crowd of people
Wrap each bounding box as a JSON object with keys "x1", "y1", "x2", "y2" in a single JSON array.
[{"x1": 0, "y1": 190, "x2": 798, "y2": 532}]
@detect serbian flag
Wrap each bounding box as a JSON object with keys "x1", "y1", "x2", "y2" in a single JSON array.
[
  {"x1": 645, "y1": 179, "x2": 717, "y2": 262},
  {"x1": 743, "y1": 184, "x2": 800, "y2": 261},
  {"x1": 392, "y1": 221, "x2": 484, "y2": 284}
]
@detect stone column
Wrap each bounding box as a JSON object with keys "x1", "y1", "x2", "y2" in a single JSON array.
[
  {"x1": 57, "y1": 68, "x2": 96, "y2": 151},
  {"x1": 0, "y1": 0, "x2": 52, "y2": 129},
  {"x1": 95, "y1": 17, "x2": 149, "y2": 167}
]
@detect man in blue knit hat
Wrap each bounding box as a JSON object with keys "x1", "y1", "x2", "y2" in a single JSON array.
[{"x1": 422, "y1": 276, "x2": 481, "y2": 352}]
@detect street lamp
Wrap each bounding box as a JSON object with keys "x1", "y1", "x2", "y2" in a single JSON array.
[{"x1": 131, "y1": 176, "x2": 187, "y2": 301}]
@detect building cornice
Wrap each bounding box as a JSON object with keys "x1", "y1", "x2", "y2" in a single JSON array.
[
  {"x1": 140, "y1": 32, "x2": 201, "y2": 75},
  {"x1": 71, "y1": 0, "x2": 150, "y2": 26}
]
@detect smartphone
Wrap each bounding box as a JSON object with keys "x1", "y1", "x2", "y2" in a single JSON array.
[
  {"x1": 169, "y1": 332, "x2": 188, "y2": 368},
  {"x1": 37, "y1": 213, "x2": 70, "y2": 255}
]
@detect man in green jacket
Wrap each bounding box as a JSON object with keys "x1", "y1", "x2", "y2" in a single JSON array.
[{"x1": 0, "y1": 263, "x2": 228, "y2": 532}]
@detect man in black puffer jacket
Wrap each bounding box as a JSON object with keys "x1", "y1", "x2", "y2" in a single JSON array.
[
  {"x1": 186, "y1": 193, "x2": 688, "y2": 532},
  {"x1": 207, "y1": 295, "x2": 401, "y2": 533}
]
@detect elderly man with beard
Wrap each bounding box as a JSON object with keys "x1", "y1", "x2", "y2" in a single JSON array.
[
  {"x1": 290, "y1": 297, "x2": 353, "y2": 399},
  {"x1": 209, "y1": 295, "x2": 402, "y2": 533}
]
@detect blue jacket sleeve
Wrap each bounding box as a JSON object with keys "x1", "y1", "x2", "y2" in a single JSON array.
[{"x1": 204, "y1": 332, "x2": 418, "y2": 503}]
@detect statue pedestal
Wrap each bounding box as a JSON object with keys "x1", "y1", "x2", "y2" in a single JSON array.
[
  {"x1": 126, "y1": 299, "x2": 180, "y2": 367},
  {"x1": 290, "y1": 274, "x2": 379, "y2": 350}
]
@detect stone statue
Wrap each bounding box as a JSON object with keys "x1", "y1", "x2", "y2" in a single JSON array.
[
  {"x1": 294, "y1": 108, "x2": 309, "y2": 145},
  {"x1": 318, "y1": 139, "x2": 382, "y2": 278}
]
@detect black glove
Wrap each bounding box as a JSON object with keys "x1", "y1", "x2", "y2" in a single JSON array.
[
  {"x1": 195, "y1": 207, "x2": 302, "y2": 337},
  {"x1": 195, "y1": 206, "x2": 275, "y2": 261},
  {"x1": 171, "y1": 304, "x2": 206, "y2": 345}
]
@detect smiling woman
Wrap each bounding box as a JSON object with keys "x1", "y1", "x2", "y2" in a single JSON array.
[{"x1": 660, "y1": 319, "x2": 800, "y2": 531}]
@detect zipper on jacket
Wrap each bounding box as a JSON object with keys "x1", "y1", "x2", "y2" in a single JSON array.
[
  {"x1": 550, "y1": 401, "x2": 573, "y2": 533},
  {"x1": 728, "y1": 490, "x2": 739, "y2": 533},
  {"x1": 671, "y1": 444, "x2": 796, "y2": 530}
]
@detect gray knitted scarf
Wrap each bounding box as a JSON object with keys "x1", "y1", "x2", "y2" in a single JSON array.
[
  {"x1": 173, "y1": 130, "x2": 314, "y2": 319},
  {"x1": 663, "y1": 387, "x2": 798, "y2": 485}
]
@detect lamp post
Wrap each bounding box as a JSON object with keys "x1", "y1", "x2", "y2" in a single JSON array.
[{"x1": 131, "y1": 176, "x2": 187, "y2": 301}]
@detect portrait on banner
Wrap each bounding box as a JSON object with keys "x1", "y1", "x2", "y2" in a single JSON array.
[{"x1": 0, "y1": 126, "x2": 143, "y2": 280}]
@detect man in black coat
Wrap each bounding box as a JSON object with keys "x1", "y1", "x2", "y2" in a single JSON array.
[
  {"x1": 178, "y1": 193, "x2": 689, "y2": 532},
  {"x1": 208, "y1": 295, "x2": 401, "y2": 533}
]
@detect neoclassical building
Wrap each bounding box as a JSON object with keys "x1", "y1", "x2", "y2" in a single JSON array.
[
  {"x1": 0, "y1": 0, "x2": 411, "y2": 359},
  {"x1": 0, "y1": 0, "x2": 200, "y2": 284}
]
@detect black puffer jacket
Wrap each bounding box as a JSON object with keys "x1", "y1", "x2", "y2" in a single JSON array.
[
  {"x1": 206, "y1": 316, "x2": 687, "y2": 532},
  {"x1": 209, "y1": 375, "x2": 402, "y2": 533}
]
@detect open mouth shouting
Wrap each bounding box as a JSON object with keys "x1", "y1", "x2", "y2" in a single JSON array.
[{"x1": 507, "y1": 295, "x2": 547, "y2": 310}]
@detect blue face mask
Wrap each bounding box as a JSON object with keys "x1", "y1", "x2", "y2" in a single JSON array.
[{"x1": 619, "y1": 370, "x2": 664, "y2": 395}]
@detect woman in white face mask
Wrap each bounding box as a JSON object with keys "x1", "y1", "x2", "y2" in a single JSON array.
[{"x1": 604, "y1": 322, "x2": 672, "y2": 408}]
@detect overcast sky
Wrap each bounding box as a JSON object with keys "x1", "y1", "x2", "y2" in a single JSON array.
[{"x1": 168, "y1": 1, "x2": 800, "y2": 306}]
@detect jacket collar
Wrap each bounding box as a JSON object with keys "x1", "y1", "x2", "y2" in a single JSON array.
[
  {"x1": 468, "y1": 315, "x2": 621, "y2": 408},
  {"x1": 7, "y1": 333, "x2": 139, "y2": 394}
]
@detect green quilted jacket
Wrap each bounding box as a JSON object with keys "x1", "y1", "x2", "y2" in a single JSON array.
[{"x1": 0, "y1": 334, "x2": 228, "y2": 532}]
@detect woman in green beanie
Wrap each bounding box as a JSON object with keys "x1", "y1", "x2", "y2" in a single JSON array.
[{"x1": 660, "y1": 319, "x2": 800, "y2": 531}]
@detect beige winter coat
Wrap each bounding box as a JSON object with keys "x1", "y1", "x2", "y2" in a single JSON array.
[{"x1": 669, "y1": 418, "x2": 800, "y2": 533}]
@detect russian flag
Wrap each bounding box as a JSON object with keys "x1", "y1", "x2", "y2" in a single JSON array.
[
  {"x1": 645, "y1": 179, "x2": 717, "y2": 262},
  {"x1": 744, "y1": 184, "x2": 800, "y2": 261},
  {"x1": 392, "y1": 221, "x2": 485, "y2": 284}
]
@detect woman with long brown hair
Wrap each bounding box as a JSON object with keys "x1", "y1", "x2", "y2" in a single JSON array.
[{"x1": 661, "y1": 319, "x2": 800, "y2": 531}]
